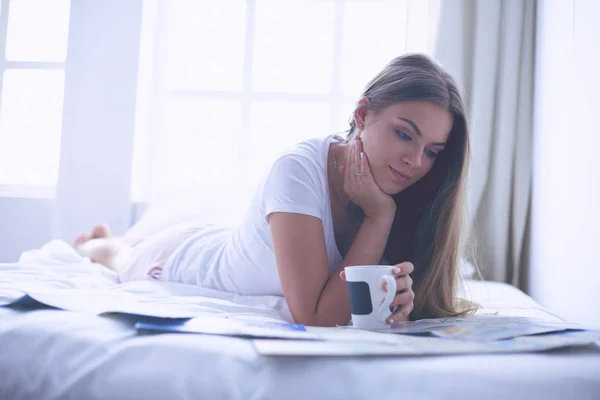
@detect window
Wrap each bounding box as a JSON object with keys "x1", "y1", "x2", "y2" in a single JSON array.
[
  {"x1": 131, "y1": 0, "x2": 440, "y2": 203},
  {"x1": 0, "y1": 0, "x2": 71, "y2": 197}
]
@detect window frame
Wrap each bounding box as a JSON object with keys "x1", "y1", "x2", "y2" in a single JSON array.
[
  {"x1": 0, "y1": 0, "x2": 67, "y2": 197},
  {"x1": 133, "y1": 0, "x2": 438, "y2": 203}
]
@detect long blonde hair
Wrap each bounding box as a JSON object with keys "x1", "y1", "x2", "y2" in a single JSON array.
[{"x1": 346, "y1": 54, "x2": 477, "y2": 320}]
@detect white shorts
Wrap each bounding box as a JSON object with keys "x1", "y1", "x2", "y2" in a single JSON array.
[{"x1": 117, "y1": 222, "x2": 203, "y2": 283}]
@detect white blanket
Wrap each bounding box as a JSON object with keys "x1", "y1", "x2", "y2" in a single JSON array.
[
  {"x1": 0, "y1": 240, "x2": 293, "y2": 321},
  {"x1": 2, "y1": 239, "x2": 597, "y2": 349},
  {"x1": 0, "y1": 239, "x2": 561, "y2": 322},
  {"x1": 1, "y1": 241, "x2": 600, "y2": 400}
]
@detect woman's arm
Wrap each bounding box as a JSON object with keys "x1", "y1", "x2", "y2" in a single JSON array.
[
  {"x1": 270, "y1": 137, "x2": 416, "y2": 327},
  {"x1": 268, "y1": 209, "x2": 394, "y2": 327}
]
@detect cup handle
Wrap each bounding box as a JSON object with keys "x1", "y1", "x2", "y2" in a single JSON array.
[{"x1": 377, "y1": 275, "x2": 397, "y2": 323}]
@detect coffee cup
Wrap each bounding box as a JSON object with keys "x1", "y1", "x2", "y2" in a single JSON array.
[{"x1": 344, "y1": 265, "x2": 397, "y2": 330}]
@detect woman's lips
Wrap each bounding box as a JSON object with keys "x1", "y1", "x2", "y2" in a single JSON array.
[{"x1": 390, "y1": 166, "x2": 411, "y2": 183}]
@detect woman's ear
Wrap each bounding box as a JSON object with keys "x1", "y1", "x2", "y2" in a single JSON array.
[{"x1": 353, "y1": 97, "x2": 370, "y2": 132}]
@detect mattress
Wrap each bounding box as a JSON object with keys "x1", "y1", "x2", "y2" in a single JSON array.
[{"x1": 1, "y1": 241, "x2": 599, "y2": 400}]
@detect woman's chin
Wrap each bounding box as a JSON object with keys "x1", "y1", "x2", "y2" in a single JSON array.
[
  {"x1": 384, "y1": 179, "x2": 414, "y2": 196},
  {"x1": 389, "y1": 187, "x2": 406, "y2": 196},
  {"x1": 379, "y1": 181, "x2": 404, "y2": 196}
]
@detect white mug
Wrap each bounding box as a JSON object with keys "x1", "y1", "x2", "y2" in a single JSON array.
[{"x1": 344, "y1": 265, "x2": 397, "y2": 330}]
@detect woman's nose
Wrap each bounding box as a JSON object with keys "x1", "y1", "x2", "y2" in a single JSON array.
[{"x1": 402, "y1": 149, "x2": 422, "y2": 168}]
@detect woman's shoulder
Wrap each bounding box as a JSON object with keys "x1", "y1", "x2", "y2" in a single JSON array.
[
  {"x1": 262, "y1": 135, "x2": 335, "y2": 192},
  {"x1": 255, "y1": 136, "x2": 334, "y2": 221},
  {"x1": 275, "y1": 134, "x2": 335, "y2": 169}
]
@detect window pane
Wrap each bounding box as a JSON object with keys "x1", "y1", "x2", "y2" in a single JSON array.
[
  {"x1": 156, "y1": 98, "x2": 241, "y2": 191},
  {"x1": 341, "y1": 0, "x2": 409, "y2": 96},
  {"x1": 336, "y1": 102, "x2": 356, "y2": 133},
  {"x1": 248, "y1": 101, "x2": 329, "y2": 182},
  {"x1": 131, "y1": 0, "x2": 159, "y2": 202},
  {"x1": 406, "y1": 0, "x2": 436, "y2": 53},
  {"x1": 5, "y1": 0, "x2": 71, "y2": 62},
  {"x1": 252, "y1": 0, "x2": 335, "y2": 93},
  {"x1": 0, "y1": 70, "x2": 65, "y2": 186},
  {"x1": 167, "y1": 0, "x2": 246, "y2": 91}
]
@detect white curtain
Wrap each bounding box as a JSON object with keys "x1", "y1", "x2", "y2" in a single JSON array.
[{"x1": 434, "y1": 0, "x2": 536, "y2": 285}]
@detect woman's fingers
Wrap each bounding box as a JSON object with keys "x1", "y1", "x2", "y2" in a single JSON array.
[
  {"x1": 382, "y1": 275, "x2": 412, "y2": 292},
  {"x1": 395, "y1": 275, "x2": 413, "y2": 291},
  {"x1": 342, "y1": 143, "x2": 351, "y2": 188},
  {"x1": 359, "y1": 143, "x2": 372, "y2": 180},
  {"x1": 346, "y1": 138, "x2": 355, "y2": 182},
  {"x1": 384, "y1": 263, "x2": 415, "y2": 324},
  {"x1": 354, "y1": 138, "x2": 361, "y2": 179},
  {"x1": 393, "y1": 262, "x2": 414, "y2": 277},
  {"x1": 385, "y1": 288, "x2": 415, "y2": 324},
  {"x1": 387, "y1": 301, "x2": 414, "y2": 324},
  {"x1": 382, "y1": 262, "x2": 414, "y2": 292},
  {"x1": 390, "y1": 289, "x2": 415, "y2": 308}
]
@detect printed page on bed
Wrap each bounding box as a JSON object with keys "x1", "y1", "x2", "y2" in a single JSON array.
[
  {"x1": 385, "y1": 315, "x2": 600, "y2": 342},
  {"x1": 253, "y1": 329, "x2": 600, "y2": 357},
  {"x1": 134, "y1": 315, "x2": 420, "y2": 343},
  {"x1": 135, "y1": 314, "x2": 319, "y2": 340},
  {"x1": 2, "y1": 282, "x2": 294, "y2": 321},
  {"x1": 2, "y1": 239, "x2": 599, "y2": 349}
]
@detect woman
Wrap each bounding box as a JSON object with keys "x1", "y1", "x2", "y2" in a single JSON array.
[{"x1": 74, "y1": 53, "x2": 476, "y2": 327}]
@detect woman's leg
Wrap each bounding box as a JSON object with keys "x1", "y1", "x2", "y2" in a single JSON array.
[
  {"x1": 73, "y1": 222, "x2": 202, "y2": 282},
  {"x1": 73, "y1": 223, "x2": 145, "y2": 272}
]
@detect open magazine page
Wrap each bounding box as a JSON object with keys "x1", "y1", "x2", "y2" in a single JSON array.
[
  {"x1": 253, "y1": 330, "x2": 600, "y2": 357},
  {"x1": 384, "y1": 315, "x2": 600, "y2": 342}
]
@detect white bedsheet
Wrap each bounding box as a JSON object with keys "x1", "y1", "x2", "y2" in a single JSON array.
[
  {"x1": 1, "y1": 241, "x2": 599, "y2": 400},
  {"x1": 0, "y1": 240, "x2": 293, "y2": 320}
]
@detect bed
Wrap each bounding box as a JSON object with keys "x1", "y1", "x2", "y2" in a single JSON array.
[{"x1": 1, "y1": 239, "x2": 599, "y2": 400}]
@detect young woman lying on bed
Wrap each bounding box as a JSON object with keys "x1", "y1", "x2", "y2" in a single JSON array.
[{"x1": 73, "y1": 53, "x2": 476, "y2": 327}]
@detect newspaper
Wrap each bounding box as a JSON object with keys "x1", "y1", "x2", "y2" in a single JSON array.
[
  {"x1": 136, "y1": 314, "x2": 318, "y2": 339},
  {"x1": 256, "y1": 314, "x2": 600, "y2": 356},
  {"x1": 133, "y1": 313, "x2": 600, "y2": 356},
  {"x1": 2, "y1": 242, "x2": 599, "y2": 356},
  {"x1": 381, "y1": 315, "x2": 600, "y2": 342},
  {"x1": 253, "y1": 330, "x2": 600, "y2": 357}
]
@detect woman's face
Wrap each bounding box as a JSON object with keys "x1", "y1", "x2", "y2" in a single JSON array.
[{"x1": 356, "y1": 100, "x2": 453, "y2": 195}]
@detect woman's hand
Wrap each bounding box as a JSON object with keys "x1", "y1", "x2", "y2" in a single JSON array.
[
  {"x1": 340, "y1": 137, "x2": 396, "y2": 219},
  {"x1": 384, "y1": 261, "x2": 415, "y2": 324},
  {"x1": 339, "y1": 261, "x2": 415, "y2": 324}
]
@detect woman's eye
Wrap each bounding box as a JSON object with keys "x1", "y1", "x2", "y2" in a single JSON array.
[
  {"x1": 396, "y1": 130, "x2": 411, "y2": 141},
  {"x1": 425, "y1": 148, "x2": 438, "y2": 159}
]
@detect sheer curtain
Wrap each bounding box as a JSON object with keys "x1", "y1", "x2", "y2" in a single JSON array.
[
  {"x1": 434, "y1": 0, "x2": 536, "y2": 286},
  {"x1": 129, "y1": 0, "x2": 441, "y2": 228}
]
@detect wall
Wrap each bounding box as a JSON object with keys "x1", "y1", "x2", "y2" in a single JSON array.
[
  {"x1": 54, "y1": 0, "x2": 143, "y2": 242},
  {"x1": 0, "y1": 1, "x2": 143, "y2": 262},
  {"x1": 530, "y1": 0, "x2": 600, "y2": 324},
  {"x1": 0, "y1": 198, "x2": 52, "y2": 262}
]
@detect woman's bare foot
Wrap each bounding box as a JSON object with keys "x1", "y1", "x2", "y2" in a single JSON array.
[
  {"x1": 73, "y1": 233, "x2": 90, "y2": 247},
  {"x1": 72, "y1": 223, "x2": 144, "y2": 271},
  {"x1": 73, "y1": 223, "x2": 122, "y2": 269},
  {"x1": 91, "y1": 223, "x2": 111, "y2": 239},
  {"x1": 73, "y1": 223, "x2": 112, "y2": 247}
]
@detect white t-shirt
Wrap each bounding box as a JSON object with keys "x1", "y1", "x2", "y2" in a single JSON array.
[{"x1": 162, "y1": 135, "x2": 344, "y2": 296}]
